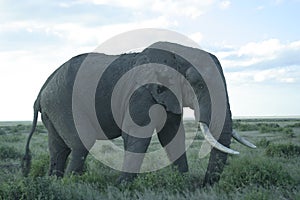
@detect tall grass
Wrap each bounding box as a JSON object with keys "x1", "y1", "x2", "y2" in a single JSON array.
[{"x1": 0, "y1": 119, "x2": 299, "y2": 199}]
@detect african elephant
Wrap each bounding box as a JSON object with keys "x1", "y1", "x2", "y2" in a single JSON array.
[{"x1": 22, "y1": 42, "x2": 255, "y2": 186}]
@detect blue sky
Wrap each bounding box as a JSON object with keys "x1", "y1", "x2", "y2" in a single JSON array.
[{"x1": 0, "y1": 0, "x2": 300, "y2": 120}]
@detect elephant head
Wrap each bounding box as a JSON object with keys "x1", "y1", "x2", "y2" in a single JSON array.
[{"x1": 141, "y1": 42, "x2": 256, "y2": 185}]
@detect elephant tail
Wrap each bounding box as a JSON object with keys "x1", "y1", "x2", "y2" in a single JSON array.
[{"x1": 21, "y1": 98, "x2": 40, "y2": 176}]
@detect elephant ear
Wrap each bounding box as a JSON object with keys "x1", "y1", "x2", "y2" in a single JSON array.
[{"x1": 149, "y1": 84, "x2": 182, "y2": 114}]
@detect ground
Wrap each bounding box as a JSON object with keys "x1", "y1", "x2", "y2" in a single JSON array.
[{"x1": 0, "y1": 119, "x2": 299, "y2": 199}]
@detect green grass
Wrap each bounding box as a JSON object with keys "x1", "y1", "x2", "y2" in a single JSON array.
[
  {"x1": 265, "y1": 143, "x2": 300, "y2": 158},
  {"x1": 0, "y1": 119, "x2": 299, "y2": 199}
]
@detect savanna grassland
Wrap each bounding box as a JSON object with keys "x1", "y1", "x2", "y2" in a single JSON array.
[{"x1": 0, "y1": 119, "x2": 300, "y2": 200}]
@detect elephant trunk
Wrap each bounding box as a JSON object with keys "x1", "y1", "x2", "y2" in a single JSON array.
[
  {"x1": 193, "y1": 88, "x2": 238, "y2": 155},
  {"x1": 202, "y1": 105, "x2": 233, "y2": 186},
  {"x1": 190, "y1": 83, "x2": 236, "y2": 185}
]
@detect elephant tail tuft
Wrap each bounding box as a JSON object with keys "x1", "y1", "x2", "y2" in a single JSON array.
[{"x1": 21, "y1": 98, "x2": 40, "y2": 176}]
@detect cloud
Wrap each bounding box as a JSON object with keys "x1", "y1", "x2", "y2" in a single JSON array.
[
  {"x1": 274, "y1": 0, "x2": 284, "y2": 5},
  {"x1": 0, "y1": 16, "x2": 177, "y2": 48},
  {"x1": 219, "y1": 1, "x2": 231, "y2": 10},
  {"x1": 189, "y1": 32, "x2": 203, "y2": 44},
  {"x1": 226, "y1": 66, "x2": 300, "y2": 84},
  {"x1": 216, "y1": 39, "x2": 300, "y2": 69},
  {"x1": 238, "y1": 39, "x2": 282, "y2": 57},
  {"x1": 256, "y1": 5, "x2": 265, "y2": 10},
  {"x1": 79, "y1": 0, "x2": 215, "y2": 19},
  {"x1": 213, "y1": 39, "x2": 300, "y2": 85}
]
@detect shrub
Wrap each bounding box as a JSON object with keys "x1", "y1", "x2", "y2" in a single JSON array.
[
  {"x1": 257, "y1": 138, "x2": 270, "y2": 148},
  {"x1": 265, "y1": 143, "x2": 300, "y2": 158},
  {"x1": 11, "y1": 127, "x2": 19, "y2": 133},
  {"x1": 1, "y1": 135, "x2": 23, "y2": 143},
  {"x1": 242, "y1": 187, "x2": 273, "y2": 200},
  {"x1": 16, "y1": 124, "x2": 25, "y2": 131},
  {"x1": 194, "y1": 133, "x2": 204, "y2": 140},
  {"x1": 219, "y1": 156, "x2": 294, "y2": 192},
  {"x1": 35, "y1": 125, "x2": 47, "y2": 134},
  {"x1": 0, "y1": 128, "x2": 6, "y2": 135},
  {"x1": 285, "y1": 122, "x2": 300, "y2": 128},
  {"x1": 283, "y1": 127, "x2": 294, "y2": 138},
  {"x1": 258, "y1": 123, "x2": 282, "y2": 133},
  {"x1": 129, "y1": 168, "x2": 187, "y2": 193},
  {"x1": 0, "y1": 145, "x2": 22, "y2": 160},
  {"x1": 30, "y1": 154, "x2": 50, "y2": 177},
  {"x1": 0, "y1": 176, "x2": 101, "y2": 200},
  {"x1": 233, "y1": 122, "x2": 259, "y2": 131}
]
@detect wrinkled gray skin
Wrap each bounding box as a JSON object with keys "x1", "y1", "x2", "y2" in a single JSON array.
[{"x1": 23, "y1": 42, "x2": 233, "y2": 186}]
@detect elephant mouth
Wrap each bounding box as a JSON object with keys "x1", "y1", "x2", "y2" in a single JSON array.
[{"x1": 198, "y1": 122, "x2": 256, "y2": 155}]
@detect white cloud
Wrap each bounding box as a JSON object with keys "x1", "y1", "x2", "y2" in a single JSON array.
[
  {"x1": 216, "y1": 39, "x2": 300, "y2": 69},
  {"x1": 55, "y1": 16, "x2": 178, "y2": 45},
  {"x1": 226, "y1": 66, "x2": 299, "y2": 84},
  {"x1": 274, "y1": 0, "x2": 284, "y2": 5},
  {"x1": 0, "y1": 45, "x2": 94, "y2": 121},
  {"x1": 256, "y1": 5, "x2": 265, "y2": 10},
  {"x1": 79, "y1": 0, "x2": 215, "y2": 19},
  {"x1": 0, "y1": 16, "x2": 177, "y2": 47},
  {"x1": 189, "y1": 32, "x2": 203, "y2": 44},
  {"x1": 253, "y1": 67, "x2": 297, "y2": 83},
  {"x1": 238, "y1": 39, "x2": 282, "y2": 57},
  {"x1": 214, "y1": 39, "x2": 300, "y2": 85},
  {"x1": 219, "y1": 0, "x2": 231, "y2": 10}
]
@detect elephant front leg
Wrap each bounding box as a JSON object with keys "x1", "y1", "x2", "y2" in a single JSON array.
[
  {"x1": 117, "y1": 133, "x2": 152, "y2": 183},
  {"x1": 157, "y1": 113, "x2": 188, "y2": 173}
]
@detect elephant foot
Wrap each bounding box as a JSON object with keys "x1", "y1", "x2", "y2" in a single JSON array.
[
  {"x1": 49, "y1": 169, "x2": 65, "y2": 178},
  {"x1": 173, "y1": 153, "x2": 189, "y2": 173},
  {"x1": 116, "y1": 172, "x2": 137, "y2": 185}
]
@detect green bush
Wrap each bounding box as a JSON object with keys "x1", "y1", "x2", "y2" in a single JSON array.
[
  {"x1": 16, "y1": 124, "x2": 25, "y2": 131},
  {"x1": 285, "y1": 122, "x2": 300, "y2": 128},
  {"x1": 238, "y1": 186, "x2": 298, "y2": 200},
  {"x1": 0, "y1": 176, "x2": 105, "y2": 200},
  {"x1": 283, "y1": 127, "x2": 294, "y2": 138},
  {"x1": 194, "y1": 133, "x2": 204, "y2": 140},
  {"x1": 242, "y1": 187, "x2": 272, "y2": 200},
  {"x1": 1, "y1": 135, "x2": 23, "y2": 143},
  {"x1": 219, "y1": 156, "x2": 294, "y2": 192},
  {"x1": 258, "y1": 123, "x2": 282, "y2": 133},
  {"x1": 257, "y1": 138, "x2": 270, "y2": 148},
  {"x1": 0, "y1": 128, "x2": 6, "y2": 135},
  {"x1": 233, "y1": 122, "x2": 259, "y2": 131},
  {"x1": 129, "y1": 168, "x2": 187, "y2": 193},
  {"x1": 30, "y1": 154, "x2": 50, "y2": 177},
  {"x1": 0, "y1": 145, "x2": 22, "y2": 160},
  {"x1": 35, "y1": 125, "x2": 47, "y2": 134},
  {"x1": 265, "y1": 143, "x2": 300, "y2": 158}
]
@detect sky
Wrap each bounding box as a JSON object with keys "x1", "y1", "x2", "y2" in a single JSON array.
[{"x1": 0, "y1": 0, "x2": 300, "y2": 121}]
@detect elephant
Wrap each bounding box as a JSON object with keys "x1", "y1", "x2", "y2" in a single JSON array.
[{"x1": 22, "y1": 41, "x2": 256, "y2": 186}]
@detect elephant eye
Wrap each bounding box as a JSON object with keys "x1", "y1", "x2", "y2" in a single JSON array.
[
  {"x1": 157, "y1": 85, "x2": 164, "y2": 94},
  {"x1": 199, "y1": 84, "x2": 205, "y2": 89}
]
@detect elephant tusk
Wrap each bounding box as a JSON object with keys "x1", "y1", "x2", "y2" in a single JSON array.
[
  {"x1": 232, "y1": 130, "x2": 256, "y2": 149},
  {"x1": 198, "y1": 122, "x2": 240, "y2": 155}
]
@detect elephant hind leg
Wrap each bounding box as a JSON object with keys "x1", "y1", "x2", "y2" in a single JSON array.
[
  {"x1": 42, "y1": 113, "x2": 71, "y2": 177},
  {"x1": 65, "y1": 147, "x2": 89, "y2": 175}
]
